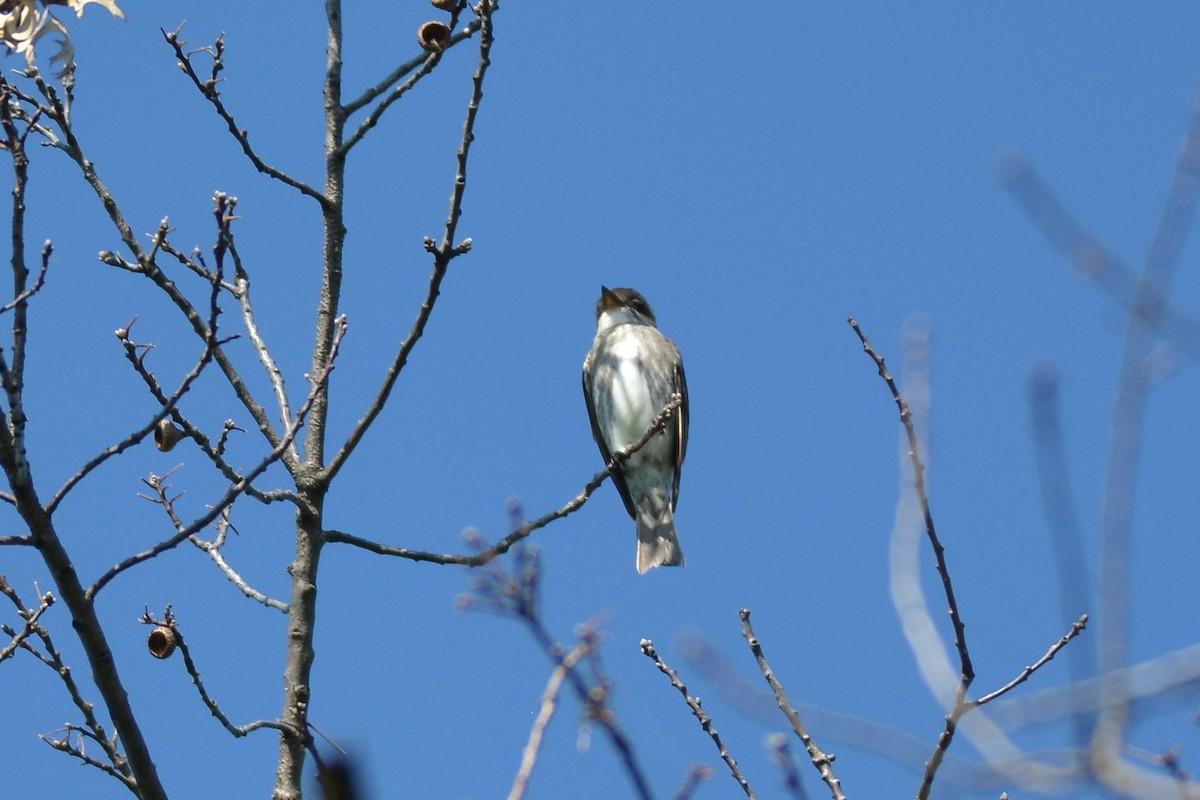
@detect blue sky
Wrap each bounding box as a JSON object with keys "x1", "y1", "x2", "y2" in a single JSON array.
[{"x1": 3, "y1": 3, "x2": 1200, "y2": 799}]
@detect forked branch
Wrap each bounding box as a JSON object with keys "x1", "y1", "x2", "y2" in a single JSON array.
[
  {"x1": 162, "y1": 26, "x2": 326, "y2": 206},
  {"x1": 86, "y1": 316, "x2": 349, "y2": 600},
  {"x1": 324, "y1": 0, "x2": 496, "y2": 483}
]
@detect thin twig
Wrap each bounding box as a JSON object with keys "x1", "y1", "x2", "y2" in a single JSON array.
[
  {"x1": 0, "y1": 237, "x2": 51, "y2": 315},
  {"x1": 40, "y1": 726, "x2": 136, "y2": 789},
  {"x1": 670, "y1": 765, "x2": 715, "y2": 800},
  {"x1": 73, "y1": 320, "x2": 299, "y2": 512},
  {"x1": 139, "y1": 608, "x2": 298, "y2": 741},
  {"x1": 974, "y1": 615, "x2": 1088, "y2": 707},
  {"x1": 740, "y1": 609, "x2": 845, "y2": 800},
  {"x1": 195, "y1": 540, "x2": 288, "y2": 613},
  {"x1": 188, "y1": 509, "x2": 288, "y2": 612},
  {"x1": 918, "y1": 682, "x2": 970, "y2": 800},
  {"x1": 341, "y1": 9, "x2": 479, "y2": 118},
  {"x1": 641, "y1": 638, "x2": 756, "y2": 798},
  {"x1": 47, "y1": 204, "x2": 230, "y2": 514},
  {"x1": 162, "y1": 27, "x2": 326, "y2": 206},
  {"x1": 86, "y1": 316, "x2": 348, "y2": 600},
  {"x1": 0, "y1": 577, "x2": 128, "y2": 782},
  {"x1": 0, "y1": 583, "x2": 54, "y2": 663},
  {"x1": 324, "y1": 1, "x2": 496, "y2": 483},
  {"x1": 849, "y1": 316, "x2": 973, "y2": 682},
  {"x1": 230, "y1": 232, "x2": 297, "y2": 456},
  {"x1": 340, "y1": 3, "x2": 480, "y2": 154},
  {"x1": 507, "y1": 641, "x2": 589, "y2": 800},
  {"x1": 462, "y1": 539, "x2": 655, "y2": 800},
  {"x1": 850, "y1": 318, "x2": 1090, "y2": 799}
]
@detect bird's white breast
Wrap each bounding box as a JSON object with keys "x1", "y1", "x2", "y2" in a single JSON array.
[{"x1": 600, "y1": 326, "x2": 657, "y2": 449}]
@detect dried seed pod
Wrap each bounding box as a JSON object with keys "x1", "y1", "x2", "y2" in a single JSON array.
[
  {"x1": 147, "y1": 625, "x2": 178, "y2": 659},
  {"x1": 417, "y1": 21, "x2": 451, "y2": 52},
  {"x1": 154, "y1": 418, "x2": 185, "y2": 452},
  {"x1": 431, "y1": 0, "x2": 457, "y2": 10}
]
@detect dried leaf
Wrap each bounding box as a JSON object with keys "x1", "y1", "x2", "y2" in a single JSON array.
[
  {"x1": 41, "y1": 15, "x2": 71, "y2": 69},
  {"x1": 0, "y1": 1, "x2": 42, "y2": 58},
  {"x1": 0, "y1": 0, "x2": 122, "y2": 70},
  {"x1": 43, "y1": 0, "x2": 124, "y2": 19}
]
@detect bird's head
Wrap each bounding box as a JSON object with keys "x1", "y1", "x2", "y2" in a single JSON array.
[{"x1": 596, "y1": 286, "x2": 657, "y2": 330}]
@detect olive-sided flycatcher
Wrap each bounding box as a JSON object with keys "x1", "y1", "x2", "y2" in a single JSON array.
[{"x1": 582, "y1": 286, "x2": 689, "y2": 573}]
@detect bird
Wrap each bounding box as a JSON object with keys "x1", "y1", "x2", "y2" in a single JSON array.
[{"x1": 582, "y1": 286, "x2": 689, "y2": 573}]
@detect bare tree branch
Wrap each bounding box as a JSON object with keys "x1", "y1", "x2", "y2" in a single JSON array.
[
  {"x1": 740, "y1": 609, "x2": 845, "y2": 800},
  {"x1": 47, "y1": 196, "x2": 231, "y2": 514},
  {"x1": 340, "y1": 5, "x2": 485, "y2": 154},
  {"x1": 0, "y1": 578, "x2": 54, "y2": 664},
  {"x1": 461, "y1": 532, "x2": 655, "y2": 800},
  {"x1": 919, "y1": 617, "x2": 1089, "y2": 800},
  {"x1": 974, "y1": 616, "x2": 1088, "y2": 707},
  {"x1": 139, "y1": 607, "x2": 299, "y2": 740},
  {"x1": 161, "y1": 27, "x2": 327, "y2": 206},
  {"x1": 188, "y1": 509, "x2": 288, "y2": 613},
  {"x1": 507, "y1": 640, "x2": 589, "y2": 800},
  {"x1": 849, "y1": 316, "x2": 973, "y2": 684},
  {"x1": 0, "y1": 69, "x2": 172, "y2": 799},
  {"x1": 21, "y1": 66, "x2": 292, "y2": 463},
  {"x1": 641, "y1": 638, "x2": 756, "y2": 798},
  {"x1": 341, "y1": 4, "x2": 481, "y2": 118},
  {"x1": 86, "y1": 316, "x2": 348, "y2": 601},
  {"x1": 0, "y1": 87, "x2": 38, "y2": 448},
  {"x1": 326, "y1": 394, "x2": 684, "y2": 565},
  {"x1": 0, "y1": 576, "x2": 131, "y2": 788},
  {"x1": 324, "y1": 0, "x2": 495, "y2": 484},
  {"x1": 767, "y1": 735, "x2": 810, "y2": 800}
]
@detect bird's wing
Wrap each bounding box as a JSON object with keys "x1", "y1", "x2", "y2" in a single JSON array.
[
  {"x1": 583, "y1": 359, "x2": 638, "y2": 520},
  {"x1": 672, "y1": 357, "x2": 689, "y2": 511}
]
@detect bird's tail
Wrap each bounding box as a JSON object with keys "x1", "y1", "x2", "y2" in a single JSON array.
[{"x1": 636, "y1": 507, "x2": 685, "y2": 573}]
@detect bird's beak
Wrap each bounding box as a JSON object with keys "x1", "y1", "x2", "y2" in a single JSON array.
[{"x1": 599, "y1": 285, "x2": 619, "y2": 309}]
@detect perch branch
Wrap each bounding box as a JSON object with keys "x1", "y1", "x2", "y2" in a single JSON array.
[{"x1": 326, "y1": 394, "x2": 683, "y2": 565}]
